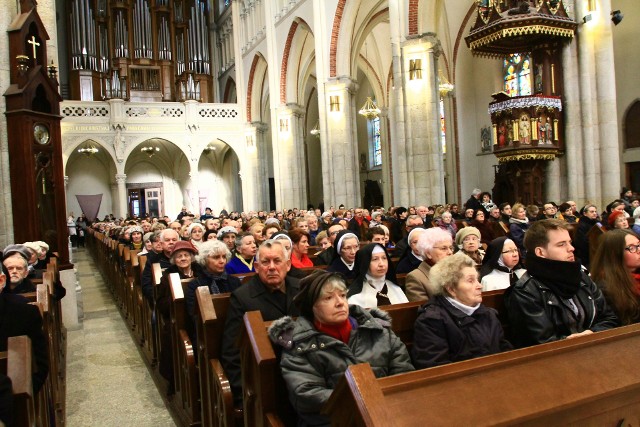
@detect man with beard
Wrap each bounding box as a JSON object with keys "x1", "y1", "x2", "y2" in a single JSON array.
[{"x1": 1, "y1": 247, "x2": 35, "y2": 295}]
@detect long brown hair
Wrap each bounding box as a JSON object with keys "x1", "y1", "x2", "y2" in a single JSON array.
[{"x1": 591, "y1": 229, "x2": 640, "y2": 325}]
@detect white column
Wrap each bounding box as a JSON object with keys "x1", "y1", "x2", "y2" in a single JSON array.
[
  {"x1": 323, "y1": 78, "x2": 360, "y2": 208},
  {"x1": 378, "y1": 109, "x2": 392, "y2": 208},
  {"x1": 115, "y1": 174, "x2": 127, "y2": 219},
  {"x1": 241, "y1": 122, "x2": 269, "y2": 210}
]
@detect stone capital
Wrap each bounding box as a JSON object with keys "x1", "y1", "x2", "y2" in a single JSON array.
[{"x1": 115, "y1": 174, "x2": 127, "y2": 184}]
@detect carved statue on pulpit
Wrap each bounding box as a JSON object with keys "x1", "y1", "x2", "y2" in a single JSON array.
[
  {"x1": 519, "y1": 114, "x2": 531, "y2": 144},
  {"x1": 538, "y1": 115, "x2": 553, "y2": 144},
  {"x1": 535, "y1": 64, "x2": 543, "y2": 93},
  {"x1": 498, "y1": 122, "x2": 507, "y2": 147}
]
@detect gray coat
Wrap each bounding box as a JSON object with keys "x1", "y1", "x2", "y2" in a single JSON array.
[{"x1": 269, "y1": 305, "x2": 414, "y2": 427}]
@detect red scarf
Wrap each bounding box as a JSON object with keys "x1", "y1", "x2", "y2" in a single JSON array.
[
  {"x1": 314, "y1": 318, "x2": 352, "y2": 344},
  {"x1": 633, "y1": 273, "x2": 640, "y2": 295}
]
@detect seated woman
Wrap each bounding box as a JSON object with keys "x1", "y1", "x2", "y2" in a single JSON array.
[
  {"x1": 435, "y1": 211, "x2": 457, "y2": 240},
  {"x1": 591, "y1": 229, "x2": 640, "y2": 325},
  {"x1": 405, "y1": 228, "x2": 454, "y2": 302},
  {"x1": 607, "y1": 210, "x2": 630, "y2": 230},
  {"x1": 187, "y1": 222, "x2": 206, "y2": 250},
  {"x1": 463, "y1": 208, "x2": 475, "y2": 225},
  {"x1": 479, "y1": 237, "x2": 526, "y2": 291},
  {"x1": 155, "y1": 240, "x2": 202, "y2": 394},
  {"x1": 326, "y1": 230, "x2": 360, "y2": 280},
  {"x1": 186, "y1": 239, "x2": 242, "y2": 319},
  {"x1": 269, "y1": 271, "x2": 414, "y2": 426},
  {"x1": 455, "y1": 227, "x2": 484, "y2": 265},
  {"x1": 348, "y1": 243, "x2": 408, "y2": 309},
  {"x1": 508, "y1": 203, "x2": 530, "y2": 257},
  {"x1": 412, "y1": 253, "x2": 512, "y2": 369},
  {"x1": 225, "y1": 232, "x2": 257, "y2": 275},
  {"x1": 289, "y1": 228, "x2": 314, "y2": 268},
  {"x1": 470, "y1": 209, "x2": 495, "y2": 246},
  {"x1": 128, "y1": 226, "x2": 144, "y2": 251}
]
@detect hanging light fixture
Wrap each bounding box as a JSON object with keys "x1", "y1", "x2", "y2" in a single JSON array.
[
  {"x1": 203, "y1": 144, "x2": 217, "y2": 155},
  {"x1": 310, "y1": 121, "x2": 320, "y2": 136},
  {"x1": 140, "y1": 145, "x2": 160, "y2": 157},
  {"x1": 77, "y1": 142, "x2": 99, "y2": 156},
  {"x1": 438, "y1": 70, "x2": 455, "y2": 98},
  {"x1": 358, "y1": 38, "x2": 381, "y2": 120}
]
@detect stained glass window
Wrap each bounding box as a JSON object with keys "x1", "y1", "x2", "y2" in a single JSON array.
[
  {"x1": 503, "y1": 53, "x2": 532, "y2": 97},
  {"x1": 372, "y1": 117, "x2": 382, "y2": 167}
]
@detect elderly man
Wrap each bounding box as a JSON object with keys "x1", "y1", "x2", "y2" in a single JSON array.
[
  {"x1": 394, "y1": 214, "x2": 424, "y2": 256},
  {"x1": 465, "y1": 188, "x2": 486, "y2": 215},
  {"x1": 396, "y1": 228, "x2": 426, "y2": 274},
  {"x1": 2, "y1": 247, "x2": 35, "y2": 294},
  {"x1": 347, "y1": 207, "x2": 369, "y2": 240},
  {"x1": 573, "y1": 204, "x2": 600, "y2": 268},
  {"x1": 141, "y1": 229, "x2": 179, "y2": 303},
  {"x1": 221, "y1": 240, "x2": 300, "y2": 406},
  {"x1": 505, "y1": 219, "x2": 618, "y2": 348},
  {"x1": 304, "y1": 214, "x2": 320, "y2": 245},
  {"x1": 315, "y1": 223, "x2": 344, "y2": 266}
]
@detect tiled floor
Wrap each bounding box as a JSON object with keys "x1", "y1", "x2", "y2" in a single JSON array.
[{"x1": 65, "y1": 248, "x2": 176, "y2": 426}]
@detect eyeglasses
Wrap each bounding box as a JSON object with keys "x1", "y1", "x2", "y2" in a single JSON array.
[
  {"x1": 329, "y1": 230, "x2": 341, "y2": 236},
  {"x1": 341, "y1": 245, "x2": 359, "y2": 252},
  {"x1": 624, "y1": 243, "x2": 640, "y2": 253},
  {"x1": 433, "y1": 245, "x2": 454, "y2": 252},
  {"x1": 501, "y1": 249, "x2": 519, "y2": 255}
]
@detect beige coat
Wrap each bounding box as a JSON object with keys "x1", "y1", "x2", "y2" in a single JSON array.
[{"x1": 404, "y1": 261, "x2": 436, "y2": 302}]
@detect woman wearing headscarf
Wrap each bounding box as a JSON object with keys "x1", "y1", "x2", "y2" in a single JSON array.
[
  {"x1": 269, "y1": 271, "x2": 413, "y2": 427},
  {"x1": 454, "y1": 227, "x2": 485, "y2": 265},
  {"x1": 326, "y1": 230, "x2": 360, "y2": 280},
  {"x1": 479, "y1": 237, "x2": 526, "y2": 291},
  {"x1": 348, "y1": 243, "x2": 408, "y2": 309}
]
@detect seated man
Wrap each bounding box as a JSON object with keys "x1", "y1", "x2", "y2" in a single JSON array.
[
  {"x1": 2, "y1": 247, "x2": 36, "y2": 295},
  {"x1": 393, "y1": 214, "x2": 424, "y2": 256},
  {"x1": 505, "y1": 219, "x2": 618, "y2": 348},
  {"x1": 221, "y1": 240, "x2": 300, "y2": 406},
  {"x1": 140, "y1": 229, "x2": 179, "y2": 304},
  {"x1": 0, "y1": 269, "x2": 48, "y2": 393},
  {"x1": 366, "y1": 226, "x2": 386, "y2": 245}
]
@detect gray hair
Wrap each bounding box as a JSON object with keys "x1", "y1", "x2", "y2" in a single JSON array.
[
  {"x1": 170, "y1": 251, "x2": 195, "y2": 265},
  {"x1": 256, "y1": 239, "x2": 290, "y2": 261},
  {"x1": 235, "y1": 232, "x2": 254, "y2": 248},
  {"x1": 471, "y1": 188, "x2": 482, "y2": 196},
  {"x1": 429, "y1": 252, "x2": 476, "y2": 296},
  {"x1": 196, "y1": 240, "x2": 231, "y2": 266},
  {"x1": 416, "y1": 227, "x2": 453, "y2": 258},
  {"x1": 160, "y1": 228, "x2": 179, "y2": 242}
]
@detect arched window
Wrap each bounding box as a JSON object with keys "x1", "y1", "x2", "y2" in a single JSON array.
[
  {"x1": 625, "y1": 100, "x2": 640, "y2": 149},
  {"x1": 371, "y1": 117, "x2": 382, "y2": 167},
  {"x1": 503, "y1": 53, "x2": 531, "y2": 97}
]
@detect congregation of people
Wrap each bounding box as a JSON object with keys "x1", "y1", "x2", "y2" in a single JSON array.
[{"x1": 5, "y1": 185, "x2": 640, "y2": 426}]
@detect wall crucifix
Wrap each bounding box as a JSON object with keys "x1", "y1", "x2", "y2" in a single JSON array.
[{"x1": 28, "y1": 35, "x2": 40, "y2": 59}]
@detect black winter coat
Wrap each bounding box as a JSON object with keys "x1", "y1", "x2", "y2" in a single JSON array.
[{"x1": 412, "y1": 295, "x2": 511, "y2": 369}]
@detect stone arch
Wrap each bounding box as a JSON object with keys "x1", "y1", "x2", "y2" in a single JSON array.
[
  {"x1": 223, "y1": 77, "x2": 237, "y2": 103},
  {"x1": 197, "y1": 138, "x2": 243, "y2": 212},
  {"x1": 63, "y1": 136, "x2": 118, "y2": 172},
  {"x1": 280, "y1": 18, "x2": 314, "y2": 105},
  {"x1": 247, "y1": 53, "x2": 269, "y2": 122}
]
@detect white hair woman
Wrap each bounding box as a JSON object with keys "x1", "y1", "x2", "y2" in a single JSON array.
[
  {"x1": 269, "y1": 271, "x2": 413, "y2": 426},
  {"x1": 412, "y1": 253, "x2": 512, "y2": 369},
  {"x1": 187, "y1": 222, "x2": 206, "y2": 250},
  {"x1": 405, "y1": 227, "x2": 454, "y2": 302}
]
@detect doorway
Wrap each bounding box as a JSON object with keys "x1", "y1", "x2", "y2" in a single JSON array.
[{"x1": 127, "y1": 183, "x2": 163, "y2": 218}]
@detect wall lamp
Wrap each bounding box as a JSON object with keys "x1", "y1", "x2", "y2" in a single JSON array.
[
  {"x1": 279, "y1": 118, "x2": 289, "y2": 133},
  {"x1": 409, "y1": 59, "x2": 422, "y2": 80},
  {"x1": 329, "y1": 95, "x2": 341, "y2": 112},
  {"x1": 611, "y1": 10, "x2": 623, "y2": 25}
]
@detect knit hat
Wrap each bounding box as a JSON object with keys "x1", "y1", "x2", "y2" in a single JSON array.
[
  {"x1": 170, "y1": 240, "x2": 198, "y2": 257},
  {"x1": 128, "y1": 226, "x2": 143, "y2": 234},
  {"x1": 608, "y1": 210, "x2": 626, "y2": 228},
  {"x1": 217, "y1": 226, "x2": 237, "y2": 239},
  {"x1": 187, "y1": 222, "x2": 205, "y2": 235},
  {"x1": 143, "y1": 232, "x2": 154, "y2": 242},
  {"x1": 455, "y1": 226, "x2": 481, "y2": 247},
  {"x1": 264, "y1": 217, "x2": 280, "y2": 226},
  {"x1": 293, "y1": 270, "x2": 347, "y2": 320}
]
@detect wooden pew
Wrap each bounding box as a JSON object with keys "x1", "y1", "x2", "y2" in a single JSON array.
[
  {"x1": 1, "y1": 335, "x2": 36, "y2": 427},
  {"x1": 491, "y1": 221, "x2": 508, "y2": 238},
  {"x1": 325, "y1": 323, "x2": 640, "y2": 426},
  {"x1": 194, "y1": 288, "x2": 239, "y2": 427},
  {"x1": 137, "y1": 255, "x2": 156, "y2": 365},
  {"x1": 169, "y1": 273, "x2": 200, "y2": 426},
  {"x1": 152, "y1": 263, "x2": 165, "y2": 368},
  {"x1": 42, "y1": 271, "x2": 66, "y2": 423}
]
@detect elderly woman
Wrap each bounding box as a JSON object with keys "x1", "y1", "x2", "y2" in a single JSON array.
[
  {"x1": 608, "y1": 210, "x2": 630, "y2": 230},
  {"x1": 348, "y1": 243, "x2": 408, "y2": 308},
  {"x1": 412, "y1": 253, "x2": 512, "y2": 369},
  {"x1": 225, "y1": 232, "x2": 257, "y2": 274},
  {"x1": 455, "y1": 227, "x2": 484, "y2": 265},
  {"x1": 217, "y1": 226, "x2": 238, "y2": 252},
  {"x1": 269, "y1": 271, "x2": 414, "y2": 426},
  {"x1": 289, "y1": 228, "x2": 313, "y2": 268},
  {"x1": 479, "y1": 237, "x2": 526, "y2": 291},
  {"x1": 405, "y1": 228, "x2": 454, "y2": 302},
  {"x1": 435, "y1": 211, "x2": 457, "y2": 239},
  {"x1": 327, "y1": 230, "x2": 360, "y2": 280},
  {"x1": 508, "y1": 203, "x2": 530, "y2": 256},
  {"x1": 186, "y1": 240, "x2": 242, "y2": 319},
  {"x1": 187, "y1": 222, "x2": 206, "y2": 250},
  {"x1": 591, "y1": 229, "x2": 640, "y2": 325},
  {"x1": 155, "y1": 240, "x2": 202, "y2": 392}
]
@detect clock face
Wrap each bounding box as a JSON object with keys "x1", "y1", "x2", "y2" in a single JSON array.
[{"x1": 33, "y1": 123, "x2": 50, "y2": 145}]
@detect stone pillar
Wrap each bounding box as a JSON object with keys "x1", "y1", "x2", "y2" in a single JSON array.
[
  {"x1": 241, "y1": 122, "x2": 269, "y2": 210},
  {"x1": 115, "y1": 174, "x2": 127, "y2": 219},
  {"x1": 186, "y1": 170, "x2": 201, "y2": 214},
  {"x1": 378, "y1": 108, "x2": 392, "y2": 207},
  {"x1": 272, "y1": 104, "x2": 307, "y2": 209},
  {"x1": 395, "y1": 35, "x2": 445, "y2": 206},
  {"x1": 323, "y1": 78, "x2": 360, "y2": 208}
]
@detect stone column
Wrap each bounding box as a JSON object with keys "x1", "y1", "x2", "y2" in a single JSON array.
[
  {"x1": 378, "y1": 108, "x2": 392, "y2": 208},
  {"x1": 395, "y1": 35, "x2": 445, "y2": 206},
  {"x1": 186, "y1": 170, "x2": 201, "y2": 214},
  {"x1": 272, "y1": 104, "x2": 307, "y2": 209},
  {"x1": 115, "y1": 174, "x2": 127, "y2": 219},
  {"x1": 323, "y1": 78, "x2": 360, "y2": 208},
  {"x1": 241, "y1": 122, "x2": 269, "y2": 210}
]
